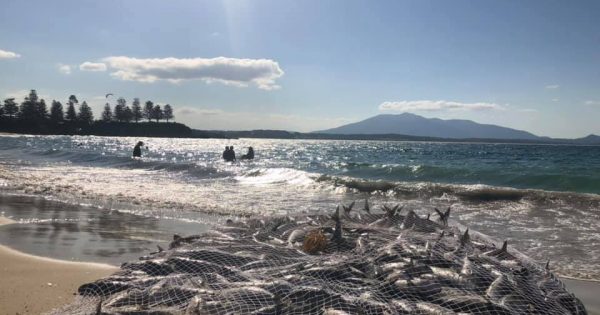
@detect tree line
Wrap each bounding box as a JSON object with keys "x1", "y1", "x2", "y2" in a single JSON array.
[
  {"x1": 101, "y1": 98, "x2": 174, "y2": 123},
  {"x1": 0, "y1": 90, "x2": 175, "y2": 126}
]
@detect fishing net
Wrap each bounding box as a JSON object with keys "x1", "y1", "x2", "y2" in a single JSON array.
[{"x1": 54, "y1": 201, "x2": 587, "y2": 315}]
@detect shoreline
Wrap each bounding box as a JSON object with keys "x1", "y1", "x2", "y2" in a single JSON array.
[
  {"x1": 0, "y1": 217, "x2": 118, "y2": 315},
  {"x1": 1, "y1": 200, "x2": 599, "y2": 315}
]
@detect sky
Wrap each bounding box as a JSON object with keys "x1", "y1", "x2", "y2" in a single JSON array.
[{"x1": 1, "y1": 0, "x2": 599, "y2": 137}]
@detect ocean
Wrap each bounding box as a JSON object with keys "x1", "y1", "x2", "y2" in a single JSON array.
[{"x1": 0, "y1": 134, "x2": 599, "y2": 280}]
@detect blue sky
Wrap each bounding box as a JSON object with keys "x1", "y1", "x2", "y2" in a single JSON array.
[{"x1": 1, "y1": 0, "x2": 599, "y2": 137}]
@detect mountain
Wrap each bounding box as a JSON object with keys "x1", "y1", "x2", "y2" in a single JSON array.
[
  {"x1": 316, "y1": 113, "x2": 540, "y2": 140},
  {"x1": 567, "y1": 134, "x2": 600, "y2": 145}
]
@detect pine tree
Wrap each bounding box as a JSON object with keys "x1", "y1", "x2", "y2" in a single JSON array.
[
  {"x1": 151, "y1": 104, "x2": 163, "y2": 122},
  {"x1": 66, "y1": 95, "x2": 78, "y2": 122},
  {"x1": 28, "y1": 90, "x2": 39, "y2": 103},
  {"x1": 144, "y1": 101, "x2": 154, "y2": 122},
  {"x1": 68, "y1": 95, "x2": 78, "y2": 106},
  {"x1": 78, "y1": 101, "x2": 94, "y2": 125},
  {"x1": 3, "y1": 98, "x2": 18, "y2": 119},
  {"x1": 131, "y1": 98, "x2": 142, "y2": 122},
  {"x1": 66, "y1": 103, "x2": 77, "y2": 122},
  {"x1": 114, "y1": 97, "x2": 127, "y2": 122},
  {"x1": 102, "y1": 103, "x2": 112, "y2": 122},
  {"x1": 163, "y1": 104, "x2": 174, "y2": 122},
  {"x1": 123, "y1": 106, "x2": 133, "y2": 123},
  {"x1": 50, "y1": 100, "x2": 64, "y2": 123},
  {"x1": 37, "y1": 99, "x2": 48, "y2": 121},
  {"x1": 114, "y1": 104, "x2": 124, "y2": 122},
  {"x1": 19, "y1": 92, "x2": 38, "y2": 121}
]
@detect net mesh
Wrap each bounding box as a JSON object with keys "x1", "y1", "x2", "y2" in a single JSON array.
[{"x1": 54, "y1": 201, "x2": 587, "y2": 315}]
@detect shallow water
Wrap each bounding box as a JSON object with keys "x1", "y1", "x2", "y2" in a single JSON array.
[
  {"x1": 0, "y1": 195, "x2": 210, "y2": 265},
  {"x1": 0, "y1": 134, "x2": 599, "y2": 279}
]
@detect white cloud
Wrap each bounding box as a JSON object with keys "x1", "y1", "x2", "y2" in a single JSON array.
[
  {"x1": 79, "y1": 62, "x2": 107, "y2": 72},
  {"x1": 585, "y1": 100, "x2": 600, "y2": 106},
  {"x1": 176, "y1": 107, "x2": 223, "y2": 116},
  {"x1": 379, "y1": 100, "x2": 505, "y2": 112},
  {"x1": 0, "y1": 49, "x2": 20, "y2": 59},
  {"x1": 545, "y1": 84, "x2": 560, "y2": 89},
  {"x1": 58, "y1": 64, "x2": 71, "y2": 75},
  {"x1": 101, "y1": 56, "x2": 284, "y2": 90},
  {"x1": 210, "y1": 32, "x2": 221, "y2": 37},
  {"x1": 552, "y1": 98, "x2": 559, "y2": 102}
]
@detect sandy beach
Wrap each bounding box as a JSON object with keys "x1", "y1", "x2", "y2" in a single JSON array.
[
  {"x1": 0, "y1": 218, "x2": 117, "y2": 315},
  {"x1": 0, "y1": 216, "x2": 14, "y2": 226}
]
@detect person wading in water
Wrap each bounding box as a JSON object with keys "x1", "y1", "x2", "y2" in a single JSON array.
[
  {"x1": 133, "y1": 141, "x2": 145, "y2": 158},
  {"x1": 222, "y1": 146, "x2": 236, "y2": 162},
  {"x1": 241, "y1": 146, "x2": 254, "y2": 160}
]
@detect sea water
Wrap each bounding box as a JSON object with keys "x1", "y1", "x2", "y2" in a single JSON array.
[{"x1": 0, "y1": 134, "x2": 599, "y2": 279}]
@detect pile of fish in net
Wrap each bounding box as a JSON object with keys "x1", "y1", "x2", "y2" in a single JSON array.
[{"x1": 53, "y1": 201, "x2": 587, "y2": 314}]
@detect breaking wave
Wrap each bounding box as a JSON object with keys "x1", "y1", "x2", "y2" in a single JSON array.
[{"x1": 316, "y1": 174, "x2": 600, "y2": 207}]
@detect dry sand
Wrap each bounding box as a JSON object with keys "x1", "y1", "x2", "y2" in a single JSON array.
[
  {"x1": 0, "y1": 218, "x2": 118, "y2": 315},
  {"x1": 0, "y1": 216, "x2": 15, "y2": 226}
]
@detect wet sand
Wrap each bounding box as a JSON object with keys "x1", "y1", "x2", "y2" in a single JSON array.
[
  {"x1": 0, "y1": 194, "x2": 209, "y2": 265},
  {"x1": 562, "y1": 278, "x2": 600, "y2": 315},
  {"x1": 0, "y1": 214, "x2": 117, "y2": 315},
  {"x1": 0, "y1": 194, "x2": 209, "y2": 314},
  {"x1": 0, "y1": 242, "x2": 117, "y2": 315}
]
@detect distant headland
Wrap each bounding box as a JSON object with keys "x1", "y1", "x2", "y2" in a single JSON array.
[
  {"x1": 2, "y1": 89, "x2": 599, "y2": 144},
  {"x1": 0, "y1": 89, "x2": 222, "y2": 138}
]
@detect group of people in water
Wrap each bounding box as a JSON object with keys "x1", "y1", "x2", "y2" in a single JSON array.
[
  {"x1": 132, "y1": 141, "x2": 254, "y2": 162},
  {"x1": 222, "y1": 146, "x2": 254, "y2": 162}
]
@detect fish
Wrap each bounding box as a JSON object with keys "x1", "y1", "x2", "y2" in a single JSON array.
[
  {"x1": 174, "y1": 249, "x2": 256, "y2": 266},
  {"x1": 483, "y1": 240, "x2": 516, "y2": 260},
  {"x1": 57, "y1": 201, "x2": 587, "y2": 315},
  {"x1": 287, "y1": 228, "x2": 307, "y2": 245},
  {"x1": 78, "y1": 280, "x2": 131, "y2": 296},
  {"x1": 434, "y1": 207, "x2": 451, "y2": 226},
  {"x1": 342, "y1": 201, "x2": 356, "y2": 216},
  {"x1": 121, "y1": 260, "x2": 174, "y2": 276}
]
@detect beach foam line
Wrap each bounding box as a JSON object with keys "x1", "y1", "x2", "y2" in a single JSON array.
[{"x1": 0, "y1": 244, "x2": 118, "y2": 315}]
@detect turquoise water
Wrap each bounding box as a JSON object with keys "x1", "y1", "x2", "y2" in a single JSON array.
[
  {"x1": 0, "y1": 135, "x2": 599, "y2": 280},
  {"x1": 3, "y1": 135, "x2": 600, "y2": 193}
]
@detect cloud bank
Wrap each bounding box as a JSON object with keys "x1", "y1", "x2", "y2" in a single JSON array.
[
  {"x1": 79, "y1": 62, "x2": 107, "y2": 72},
  {"x1": 177, "y1": 107, "x2": 223, "y2": 116},
  {"x1": 379, "y1": 100, "x2": 504, "y2": 112},
  {"x1": 100, "y1": 56, "x2": 284, "y2": 90},
  {"x1": 0, "y1": 49, "x2": 20, "y2": 59},
  {"x1": 58, "y1": 64, "x2": 71, "y2": 74}
]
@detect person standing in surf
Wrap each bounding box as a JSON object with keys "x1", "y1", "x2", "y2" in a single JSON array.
[
  {"x1": 133, "y1": 141, "x2": 145, "y2": 158},
  {"x1": 241, "y1": 147, "x2": 254, "y2": 160},
  {"x1": 227, "y1": 146, "x2": 236, "y2": 162},
  {"x1": 222, "y1": 146, "x2": 236, "y2": 162}
]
